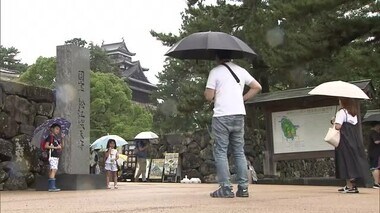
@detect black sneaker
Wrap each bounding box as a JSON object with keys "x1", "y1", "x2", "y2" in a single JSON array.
[
  {"x1": 338, "y1": 186, "x2": 349, "y2": 192},
  {"x1": 236, "y1": 186, "x2": 249, "y2": 198},
  {"x1": 373, "y1": 184, "x2": 380, "y2": 189},
  {"x1": 345, "y1": 186, "x2": 359, "y2": 194},
  {"x1": 210, "y1": 186, "x2": 235, "y2": 198}
]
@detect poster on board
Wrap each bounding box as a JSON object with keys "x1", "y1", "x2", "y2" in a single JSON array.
[
  {"x1": 164, "y1": 153, "x2": 179, "y2": 175},
  {"x1": 271, "y1": 106, "x2": 337, "y2": 154},
  {"x1": 148, "y1": 159, "x2": 165, "y2": 180}
]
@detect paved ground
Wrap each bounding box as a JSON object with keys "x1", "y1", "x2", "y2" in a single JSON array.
[{"x1": 1, "y1": 183, "x2": 379, "y2": 213}]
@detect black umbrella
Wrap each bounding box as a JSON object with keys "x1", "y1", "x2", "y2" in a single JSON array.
[
  {"x1": 165, "y1": 31, "x2": 257, "y2": 60},
  {"x1": 362, "y1": 114, "x2": 380, "y2": 123}
]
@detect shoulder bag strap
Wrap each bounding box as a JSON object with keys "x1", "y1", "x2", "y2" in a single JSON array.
[
  {"x1": 344, "y1": 109, "x2": 348, "y2": 122},
  {"x1": 48, "y1": 134, "x2": 54, "y2": 158},
  {"x1": 49, "y1": 134, "x2": 54, "y2": 145},
  {"x1": 221, "y1": 63, "x2": 240, "y2": 83}
]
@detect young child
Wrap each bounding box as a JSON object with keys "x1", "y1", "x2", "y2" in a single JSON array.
[
  {"x1": 45, "y1": 123, "x2": 63, "y2": 192},
  {"x1": 105, "y1": 139, "x2": 119, "y2": 189}
]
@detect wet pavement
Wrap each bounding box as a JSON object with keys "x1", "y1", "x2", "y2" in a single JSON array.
[{"x1": 1, "y1": 183, "x2": 379, "y2": 213}]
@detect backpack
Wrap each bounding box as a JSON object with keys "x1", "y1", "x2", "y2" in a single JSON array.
[{"x1": 39, "y1": 135, "x2": 53, "y2": 162}]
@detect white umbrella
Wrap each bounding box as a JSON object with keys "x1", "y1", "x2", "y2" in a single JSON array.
[
  {"x1": 134, "y1": 131, "x2": 159, "y2": 140},
  {"x1": 308, "y1": 81, "x2": 369, "y2": 100},
  {"x1": 90, "y1": 135, "x2": 128, "y2": 150}
]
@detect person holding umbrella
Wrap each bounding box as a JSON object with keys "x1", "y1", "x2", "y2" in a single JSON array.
[
  {"x1": 45, "y1": 123, "x2": 64, "y2": 192},
  {"x1": 104, "y1": 139, "x2": 119, "y2": 189},
  {"x1": 205, "y1": 50, "x2": 262, "y2": 198},
  {"x1": 333, "y1": 98, "x2": 371, "y2": 193},
  {"x1": 32, "y1": 117, "x2": 71, "y2": 192},
  {"x1": 134, "y1": 139, "x2": 149, "y2": 182},
  {"x1": 133, "y1": 131, "x2": 158, "y2": 182},
  {"x1": 166, "y1": 31, "x2": 260, "y2": 197},
  {"x1": 365, "y1": 118, "x2": 380, "y2": 189}
]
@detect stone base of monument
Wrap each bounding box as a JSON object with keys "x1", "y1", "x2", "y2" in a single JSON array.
[{"x1": 35, "y1": 174, "x2": 107, "y2": 191}]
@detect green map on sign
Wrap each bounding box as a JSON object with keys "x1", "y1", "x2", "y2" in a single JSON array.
[{"x1": 280, "y1": 117, "x2": 299, "y2": 140}]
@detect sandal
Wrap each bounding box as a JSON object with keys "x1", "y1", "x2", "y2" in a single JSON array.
[{"x1": 114, "y1": 185, "x2": 118, "y2": 189}]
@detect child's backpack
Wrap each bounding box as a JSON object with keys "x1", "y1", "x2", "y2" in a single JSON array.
[{"x1": 39, "y1": 135, "x2": 53, "y2": 162}]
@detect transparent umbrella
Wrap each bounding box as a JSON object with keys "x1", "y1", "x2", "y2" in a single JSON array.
[{"x1": 90, "y1": 135, "x2": 128, "y2": 150}]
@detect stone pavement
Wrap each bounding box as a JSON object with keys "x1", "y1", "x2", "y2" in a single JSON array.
[{"x1": 1, "y1": 183, "x2": 379, "y2": 213}]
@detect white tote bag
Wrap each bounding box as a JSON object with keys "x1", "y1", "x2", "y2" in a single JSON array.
[{"x1": 324, "y1": 124, "x2": 340, "y2": 147}]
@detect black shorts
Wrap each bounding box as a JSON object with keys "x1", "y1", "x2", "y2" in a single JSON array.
[{"x1": 369, "y1": 156, "x2": 380, "y2": 170}]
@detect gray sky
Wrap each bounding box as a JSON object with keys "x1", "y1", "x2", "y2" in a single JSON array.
[{"x1": 1, "y1": 0, "x2": 191, "y2": 84}]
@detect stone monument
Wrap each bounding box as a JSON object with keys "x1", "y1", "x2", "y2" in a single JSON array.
[
  {"x1": 36, "y1": 44, "x2": 106, "y2": 190},
  {"x1": 55, "y1": 44, "x2": 90, "y2": 174}
]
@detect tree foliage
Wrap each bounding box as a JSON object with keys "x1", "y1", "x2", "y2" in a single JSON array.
[
  {"x1": 65, "y1": 38, "x2": 88, "y2": 48},
  {"x1": 90, "y1": 72, "x2": 153, "y2": 142},
  {"x1": 18, "y1": 38, "x2": 153, "y2": 142},
  {"x1": 151, "y1": 0, "x2": 380, "y2": 132},
  {"x1": 0, "y1": 45, "x2": 28, "y2": 73},
  {"x1": 89, "y1": 42, "x2": 119, "y2": 75},
  {"x1": 19, "y1": 39, "x2": 120, "y2": 88},
  {"x1": 19, "y1": 57, "x2": 56, "y2": 88},
  {"x1": 151, "y1": 1, "x2": 255, "y2": 132},
  {"x1": 65, "y1": 38, "x2": 118, "y2": 74}
]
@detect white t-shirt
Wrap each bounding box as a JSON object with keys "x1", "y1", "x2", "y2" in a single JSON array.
[
  {"x1": 206, "y1": 62, "x2": 255, "y2": 117},
  {"x1": 335, "y1": 109, "x2": 358, "y2": 125}
]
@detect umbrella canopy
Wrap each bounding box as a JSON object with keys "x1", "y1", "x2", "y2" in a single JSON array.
[
  {"x1": 31, "y1": 117, "x2": 71, "y2": 148},
  {"x1": 118, "y1": 154, "x2": 128, "y2": 161},
  {"x1": 90, "y1": 135, "x2": 128, "y2": 150},
  {"x1": 362, "y1": 114, "x2": 380, "y2": 123},
  {"x1": 308, "y1": 81, "x2": 370, "y2": 100},
  {"x1": 165, "y1": 31, "x2": 257, "y2": 60},
  {"x1": 134, "y1": 131, "x2": 159, "y2": 140},
  {"x1": 117, "y1": 154, "x2": 128, "y2": 166}
]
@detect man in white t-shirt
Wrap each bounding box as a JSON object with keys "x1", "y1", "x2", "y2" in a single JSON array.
[{"x1": 205, "y1": 50, "x2": 262, "y2": 198}]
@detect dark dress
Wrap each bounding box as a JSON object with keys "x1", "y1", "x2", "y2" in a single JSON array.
[{"x1": 335, "y1": 121, "x2": 371, "y2": 184}]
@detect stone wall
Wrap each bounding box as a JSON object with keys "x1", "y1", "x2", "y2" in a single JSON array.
[
  {"x1": 0, "y1": 79, "x2": 336, "y2": 189},
  {"x1": 0, "y1": 80, "x2": 55, "y2": 190},
  {"x1": 148, "y1": 127, "x2": 335, "y2": 183},
  {"x1": 276, "y1": 158, "x2": 335, "y2": 179}
]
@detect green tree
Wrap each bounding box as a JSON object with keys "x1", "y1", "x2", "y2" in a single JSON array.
[
  {"x1": 0, "y1": 45, "x2": 28, "y2": 73},
  {"x1": 18, "y1": 48, "x2": 154, "y2": 142},
  {"x1": 65, "y1": 38, "x2": 88, "y2": 48},
  {"x1": 90, "y1": 72, "x2": 153, "y2": 142},
  {"x1": 18, "y1": 39, "x2": 120, "y2": 88},
  {"x1": 19, "y1": 57, "x2": 56, "y2": 88},
  {"x1": 65, "y1": 38, "x2": 119, "y2": 75},
  {"x1": 151, "y1": 1, "x2": 250, "y2": 132},
  {"x1": 151, "y1": 0, "x2": 380, "y2": 132},
  {"x1": 89, "y1": 42, "x2": 119, "y2": 75}
]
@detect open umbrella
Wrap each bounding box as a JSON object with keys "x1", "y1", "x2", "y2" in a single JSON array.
[
  {"x1": 134, "y1": 131, "x2": 159, "y2": 140},
  {"x1": 90, "y1": 135, "x2": 128, "y2": 150},
  {"x1": 31, "y1": 117, "x2": 71, "y2": 148},
  {"x1": 118, "y1": 154, "x2": 128, "y2": 161},
  {"x1": 308, "y1": 81, "x2": 369, "y2": 100},
  {"x1": 362, "y1": 114, "x2": 380, "y2": 123},
  {"x1": 117, "y1": 154, "x2": 128, "y2": 166},
  {"x1": 165, "y1": 31, "x2": 257, "y2": 60}
]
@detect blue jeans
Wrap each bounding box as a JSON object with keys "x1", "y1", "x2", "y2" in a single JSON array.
[{"x1": 212, "y1": 115, "x2": 248, "y2": 188}]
